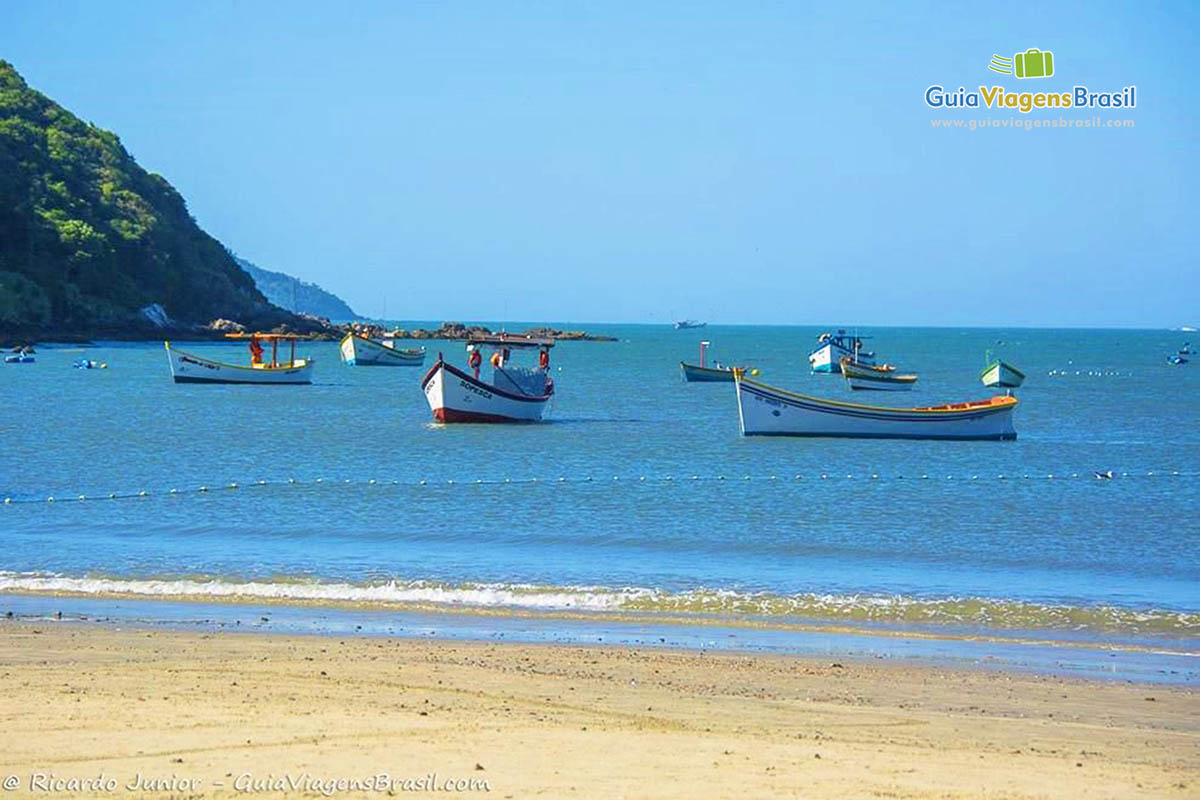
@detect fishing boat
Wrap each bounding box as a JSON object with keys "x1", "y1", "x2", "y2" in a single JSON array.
[
  {"x1": 4, "y1": 347, "x2": 35, "y2": 364},
  {"x1": 674, "y1": 319, "x2": 706, "y2": 330},
  {"x1": 839, "y1": 357, "x2": 917, "y2": 391},
  {"x1": 734, "y1": 371, "x2": 1017, "y2": 440},
  {"x1": 165, "y1": 333, "x2": 314, "y2": 384},
  {"x1": 680, "y1": 340, "x2": 747, "y2": 382},
  {"x1": 422, "y1": 334, "x2": 555, "y2": 423},
  {"x1": 808, "y1": 330, "x2": 875, "y2": 373},
  {"x1": 980, "y1": 351, "x2": 1025, "y2": 388},
  {"x1": 339, "y1": 333, "x2": 426, "y2": 366}
]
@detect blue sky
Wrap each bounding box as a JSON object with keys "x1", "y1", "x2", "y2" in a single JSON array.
[{"x1": 4, "y1": 1, "x2": 1197, "y2": 326}]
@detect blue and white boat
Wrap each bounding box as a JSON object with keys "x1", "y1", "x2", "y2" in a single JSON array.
[{"x1": 808, "y1": 330, "x2": 874, "y2": 373}]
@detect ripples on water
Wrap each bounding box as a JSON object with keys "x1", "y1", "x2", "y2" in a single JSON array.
[{"x1": 1, "y1": 325, "x2": 1197, "y2": 646}]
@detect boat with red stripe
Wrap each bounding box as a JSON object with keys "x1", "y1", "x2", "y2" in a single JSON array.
[{"x1": 422, "y1": 334, "x2": 555, "y2": 423}]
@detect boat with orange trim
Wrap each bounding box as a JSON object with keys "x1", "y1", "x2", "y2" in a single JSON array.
[
  {"x1": 839, "y1": 356, "x2": 918, "y2": 391},
  {"x1": 734, "y1": 370, "x2": 1016, "y2": 440},
  {"x1": 164, "y1": 333, "x2": 314, "y2": 384}
]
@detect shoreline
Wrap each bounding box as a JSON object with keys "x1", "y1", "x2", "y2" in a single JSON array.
[
  {"x1": 0, "y1": 620, "x2": 1196, "y2": 798},
  {"x1": 3, "y1": 592, "x2": 1196, "y2": 686}
]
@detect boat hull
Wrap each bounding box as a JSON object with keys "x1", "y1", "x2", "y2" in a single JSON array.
[
  {"x1": 165, "y1": 343, "x2": 313, "y2": 384},
  {"x1": 680, "y1": 361, "x2": 735, "y2": 382},
  {"x1": 422, "y1": 359, "x2": 551, "y2": 423},
  {"x1": 339, "y1": 334, "x2": 426, "y2": 366},
  {"x1": 981, "y1": 361, "x2": 1025, "y2": 388},
  {"x1": 735, "y1": 374, "x2": 1016, "y2": 440},
  {"x1": 841, "y1": 360, "x2": 917, "y2": 391}
]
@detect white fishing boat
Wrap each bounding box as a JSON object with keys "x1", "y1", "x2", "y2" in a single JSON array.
[
  {"x1": 339, "y1": 333, "x2": 426, "y2": 366},
  {"x1": 165, "y1": 333, "x2": 314, "y2": 384},
  {"x1": 734, "y1": 371, "x2": 1017, "y2": 440},
  {"x1": 808, "y1": 330, "x2": 875, "y2": 373},
  {"x1": 839, "y1": 357, "x2": 917, "y2": 391},
  {"x1": 422, "y1": 334, "x2": 555, "y2": 423},
  {"x1": 980, "y1": 351, "x2": 1025, "y2": 388}
]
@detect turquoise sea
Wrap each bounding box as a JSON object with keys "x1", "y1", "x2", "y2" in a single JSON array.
[{"x1": 2, "y1": 325, "x2": 1197, "y2": 682}]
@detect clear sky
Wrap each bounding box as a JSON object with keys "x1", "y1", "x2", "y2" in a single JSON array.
[{"x1": 3, "y1": 1, "x2": 1197, "y2": 326}]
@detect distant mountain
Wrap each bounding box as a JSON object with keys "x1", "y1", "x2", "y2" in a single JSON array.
[
  {"x1": 0, "y1": 60, "x2": 310, "y2": 338},
  {"x1": 234, "y1": 256, "x2": 357, "y2": 320}
]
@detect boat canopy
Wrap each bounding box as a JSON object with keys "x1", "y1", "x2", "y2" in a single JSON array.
[
  {"x1": 467, "y1": 333, "x2": 555, "y2": 349},
  {"x1": 223, "y1": 332, "x2": 308, "y2": 340}
]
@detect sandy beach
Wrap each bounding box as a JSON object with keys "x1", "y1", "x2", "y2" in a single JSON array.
[{"x1": 0, "y1": 622, "x2": 1194, "y2": 798}]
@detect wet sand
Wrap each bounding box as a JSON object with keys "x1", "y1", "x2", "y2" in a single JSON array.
[{"x1": 0, "y1": 621, "x2": 1195, "y2": 798}]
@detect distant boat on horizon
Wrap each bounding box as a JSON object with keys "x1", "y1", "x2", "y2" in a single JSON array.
[{"x1": 673, "y1": 319, "x2": 706, "y2": 330}]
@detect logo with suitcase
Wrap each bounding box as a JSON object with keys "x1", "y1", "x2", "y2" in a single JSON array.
[{"x1": 989, "y1": 48, "x2": 1055, "y2": 79}]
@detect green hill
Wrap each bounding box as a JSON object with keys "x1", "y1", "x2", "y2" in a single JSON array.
[
  {"x1": 235, "y1": 256, "x2": 358, "y2": 320},
  {"x1": 0, "y1": 60, "x2": 306, "y2": 339}
]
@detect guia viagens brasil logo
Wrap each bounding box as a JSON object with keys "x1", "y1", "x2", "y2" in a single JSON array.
[{"x1": 925, "y1": 48, "x2": 1136, "y2": 114}]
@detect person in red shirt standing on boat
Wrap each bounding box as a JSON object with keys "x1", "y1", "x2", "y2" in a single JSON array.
[
  {"x1": 468, "y1": 346, "x2": 482, "y2": 379},
  {"x1": 248, "y1": 334, "x2": 264, "y2": 365}
]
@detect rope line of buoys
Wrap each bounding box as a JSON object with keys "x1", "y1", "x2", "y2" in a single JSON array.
[{"x1": 2, "y1": 469, "x2": 1195, "y2": 507}]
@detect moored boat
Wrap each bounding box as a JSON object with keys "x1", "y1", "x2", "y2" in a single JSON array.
[
  {"x1": 339, "y1": 333, "x2": 426, "y2": 366},
  {"x1": 980, "y1": 352, "x2": 1025, "y2": 388},
  {"x1": 839, "y1": 357, "x2": 917, "y2": 391},
  {"x1": 422, "y1": 334, "x2": 555, "y2": 423},
  {"x1": 734, "y1": 371, "x2": 1017, "y2": 440},
  {"x1": 680, "y1": 340, "x2": 747, "y2": 382},
  {"x1": 809, "y1": 330, "x2": 875, "y2": 373},
  {"x1": 165, "y1": 333, "x2": 314, "y2": 384},
  {"x1": 673, "y1": 319, "x2": 706, "y2": 330}
]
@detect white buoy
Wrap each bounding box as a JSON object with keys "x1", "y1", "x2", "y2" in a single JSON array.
[
  {"x1": 78, "y1": 495, "x2": 86, "y2": 501},
  {"x1": 47, "y1": 496, "x2": 54, "y2": 503},
  {"x1": 369, "y1": 479, "x2": 377, "y2": 485}
]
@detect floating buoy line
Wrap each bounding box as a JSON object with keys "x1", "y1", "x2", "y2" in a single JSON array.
[{"x1": 2, "y1": 469, "x2": 1195, "y2": 507}]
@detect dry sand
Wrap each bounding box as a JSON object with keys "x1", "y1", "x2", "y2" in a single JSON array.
[{"x1": 0, "y1": 621, "x2": 1195, "y2": 798}]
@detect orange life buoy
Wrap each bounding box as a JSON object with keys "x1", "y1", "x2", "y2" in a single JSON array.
[{"x1": 539, "y1": 349, "x2": 549, "y2": 370}]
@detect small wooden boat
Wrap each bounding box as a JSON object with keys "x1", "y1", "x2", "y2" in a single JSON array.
[
  {"x1": 4, "y1": 351, "x2": 35, "y2": 364},
  {"x1": 339, "y1": 333, "x2": 426, "y2": 366},
  {"x1": 680, "y1": 340, "x2": 748, "y2": 382},
  {"x1": 734, "y1": 371, "x2": 1017, "y2": 440},
  {"x1": 165, "y1": 333, "x2": 314, "y2": 384},
  {"x1": 839, "y1": 357, "x2": 917, "y2": 391},
  {"x1": 422, "y1": 334, "x2": 555, "y2": 423},
  {"x1": 980, "y1": 351, "x2": 1025, "y2": 388},
  {"x1": 808, "y1": 330, "x2": 875, "y2": 373}
]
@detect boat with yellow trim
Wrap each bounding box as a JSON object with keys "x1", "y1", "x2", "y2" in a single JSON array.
[
  {"x1": 339, "y1": 333, "x2": 426, "y2": 366},
  {"x1": 165, "y1": 333, "x2": 314, "y2": 384},
  {"x1": 839, "y1": 356, "x2": 918, "y2": 391},
  {"x1": 734, "y1": 370, "x2": 1016, "y2": 440}
]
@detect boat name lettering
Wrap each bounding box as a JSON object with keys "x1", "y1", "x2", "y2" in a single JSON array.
[{"x1": 459, "y1": 379, "x2": 493, "y2": 399}]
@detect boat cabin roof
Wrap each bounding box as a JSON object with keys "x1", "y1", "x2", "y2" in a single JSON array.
[
  {"x1": 467, "y1": 333, "x2": 555, "y2": 349},
  {"x1": 224, "y1": 332, "x2": 307, "y2": 340}
]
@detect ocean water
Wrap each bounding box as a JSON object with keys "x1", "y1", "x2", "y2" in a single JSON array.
[{"x1": 2, "y1": 326, "x2": 1198, "y2": 674}]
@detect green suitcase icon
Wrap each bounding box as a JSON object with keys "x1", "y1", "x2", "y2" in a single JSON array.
[{"x1": 1014, "y1": 48, "x2": 1054, "y2": 79}]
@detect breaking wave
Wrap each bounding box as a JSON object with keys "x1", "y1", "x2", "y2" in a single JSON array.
[{"x1": 1, "y1": 571, "x2": 1196, "y2": 637}]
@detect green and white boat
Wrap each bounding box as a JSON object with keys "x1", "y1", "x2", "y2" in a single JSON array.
[{"x1": 980, "y1": 351, "x2": 1025, "y2": 388}]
